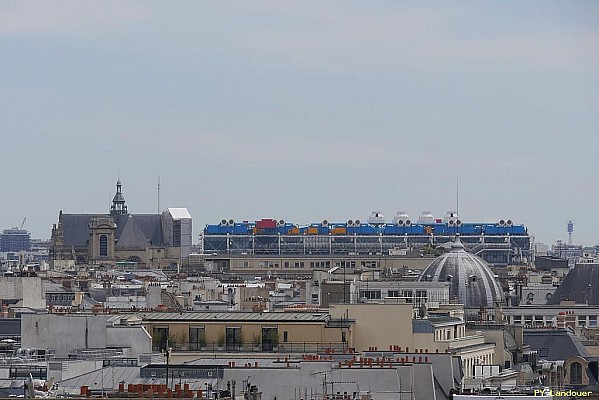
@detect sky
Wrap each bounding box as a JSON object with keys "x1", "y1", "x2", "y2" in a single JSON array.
[{"x1": 1, "y1": 1, "x2": 598, "y2": 246}]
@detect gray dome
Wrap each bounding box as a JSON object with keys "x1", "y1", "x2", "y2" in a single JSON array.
[{"x1": 417, "y1": 237, "x2": 504, "y2": 307}]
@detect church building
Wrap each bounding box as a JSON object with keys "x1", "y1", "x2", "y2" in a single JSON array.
[{"x1": 49, "y1": 180, "x2": 192, "y2": 271}]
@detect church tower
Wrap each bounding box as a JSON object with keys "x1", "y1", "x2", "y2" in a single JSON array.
[{"x1": 110, "y1": 179, "x2": 128, "y2": 215}]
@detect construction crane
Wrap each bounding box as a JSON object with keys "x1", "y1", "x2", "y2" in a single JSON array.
[{"x1": 20, "y1": 217, "x2": 26, "y2": 230}]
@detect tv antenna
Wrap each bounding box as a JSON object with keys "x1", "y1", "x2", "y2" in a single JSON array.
[
  {"x1": 456, "y1": 178, "x2": 459, "y2": 219},
  {"x1": 157, "y1": 175, "x2": 161, "y2": 214}
]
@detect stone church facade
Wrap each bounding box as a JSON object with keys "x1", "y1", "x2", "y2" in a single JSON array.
[{"x1": 50, "y1": 180, "x2": 192, "y2": 271}]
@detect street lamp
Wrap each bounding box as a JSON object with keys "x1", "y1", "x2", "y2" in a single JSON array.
[{"x1": 163, "y1": 341, "x2": 172, "y2": 390}]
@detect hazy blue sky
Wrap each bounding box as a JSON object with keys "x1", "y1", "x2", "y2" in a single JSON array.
[{"x1": 1, "y1": 1, "x2": 598, "y2": 246}]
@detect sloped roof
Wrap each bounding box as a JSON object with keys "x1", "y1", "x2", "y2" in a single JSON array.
[
  {"x1": 524, "y1": 328, "x2": 590, "y2": 361},
  {"x1": 547, "y1": 263, "x2": 599, "y2": 305},
  {"x1": 114, "y1": 214, "x2": 164, "y2": 247},
  {"x1": 116, "y1": 215, "x2": 151, "y2": 247},
  {"x1": 137, "y1": 311, "x2": 330, "y2": 323},
  {"x1": 59, "y1": 213, "x2": 165, "y2": 249},
  {"x1": 0, "y1": 318, "x2": 20, "y2": 336},
  {"x1": 61, "y1": 214, "x2": 97, "y2": 247},
  {"x1": 166, "y1": 208, "x2": 191, "y2": 219}
]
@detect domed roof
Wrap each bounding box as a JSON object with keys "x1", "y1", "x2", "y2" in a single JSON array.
[{"x1": 417, "y1": 236, "x2": 504, "y2": 307}]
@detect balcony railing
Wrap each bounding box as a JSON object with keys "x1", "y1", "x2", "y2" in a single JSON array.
[{"x1": 153, "y1": 341, "x2": 348, "y2": 354}]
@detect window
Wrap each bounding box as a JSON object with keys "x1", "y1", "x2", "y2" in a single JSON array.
[
  {"x1": 225, "y1": 327, "x2": 242, "y2": 351},
  {"x1": 388, "y1": 290, "x2": 400, "y2": 298},
  {"x1": 189, "y1": 326, "x2": 205, "y2": 350},
  {"x1": 359, "y1": 290, "x2": 381, "y2": 300},
  {"x1": 152, "y1": 327, "x2": 169, "y2": 351},
  {"x1": 261, "y1": 327, "x2": 278, "y2": 351},
  {"x1": 570, "y1": 362, "x2": 583, "y2": 385},
  {"x1": 284, "y1": 262, "x2": 290, "y2": 268},
  {"x1": 283, "y1": 331, "x2": 288, "y2": 343},
  {"x1": 173, "y1": 220, "x2": 181, "y2": 246},
  {"x1": 99, "y1": 235, "x2": 108, "y2": 257}
]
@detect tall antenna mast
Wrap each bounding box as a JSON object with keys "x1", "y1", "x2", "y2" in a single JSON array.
[
  {"x1": 157, "y1": 175, "x2": 161, "y2": 214},
  {"x1": 456, "y1": 178, "x2": 459, "y2": 218},
  {"x1": 567, "y1": 220, "x2": 574, "y2": 246}
]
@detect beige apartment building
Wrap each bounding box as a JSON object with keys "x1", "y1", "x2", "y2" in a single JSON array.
[{"x1": 139, "y1": 301, "x2": 495, "y2": 378}]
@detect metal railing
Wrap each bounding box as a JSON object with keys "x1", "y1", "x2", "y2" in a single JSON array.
[{"x1": 153, "y1": 341, "x2": 348, "y2": 354}]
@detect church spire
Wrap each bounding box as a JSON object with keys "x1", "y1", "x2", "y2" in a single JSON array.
[{"x1": 110, "y1": 179, "x2": 128, "y2": 215}]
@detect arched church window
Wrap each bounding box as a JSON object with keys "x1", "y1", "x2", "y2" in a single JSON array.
[{"x1": 99, "y1": 235, "x2": 108, "y2": 257}]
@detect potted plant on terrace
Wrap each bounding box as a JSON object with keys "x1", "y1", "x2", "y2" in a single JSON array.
[
  {"x1": 237, "y1": 331, "x2": 245, "y2": 351},
  {"x1": 168, "y1": 333, "x2": 178, "y2": 350},
  {"x1": 180, "y1": 332, "x2": 188, "y2": 351},
  {"x1": 252, "y1": 333, "x2": 261, "y2": 351},
  {"x1": 217, "y1": 331, "x2": 225, "y2": 351},
  {"x1": 199, "y1": 331, "x2": 207, "y2": 351}
]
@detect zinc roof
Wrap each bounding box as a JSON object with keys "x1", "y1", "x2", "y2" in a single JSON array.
[{"x1": 136, "y1": 311, "x2": 330, "y2": 323}]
